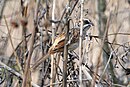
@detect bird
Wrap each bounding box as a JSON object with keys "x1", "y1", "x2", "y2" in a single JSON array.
[{"x1": 31, "y1": 18, "x2": 94, "y2": 70}]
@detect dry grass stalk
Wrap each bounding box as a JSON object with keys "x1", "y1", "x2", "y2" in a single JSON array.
[
  {"x1": 50, "y1": 0, "x2": 56, "y2": 86},
  {"x1": 22, "y1": 0, "x2": 40, "y2": 87},
  {"x1": 4, "y1": 16, "x2": 22, "y2": 72},
  {"x1": 79, "y1": 0, "x2": 84, "y2": 86}
]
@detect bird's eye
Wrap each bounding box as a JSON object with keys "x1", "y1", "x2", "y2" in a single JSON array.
[{"x1": 83, "y1": 19, "x2": 91, "y2": 25}]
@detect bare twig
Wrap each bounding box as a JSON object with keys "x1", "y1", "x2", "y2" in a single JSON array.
[
  {"x1": 108, "y1": 33, "x2": 130, "y2": 36},
  {"x1": 4, "y1": 16, "x2": 22, "y2": 72},
  {"x1": 91, "y1": 1, "x2": 108, "y2": 86},
  {"x1": 0, "y1": 0, "x2": 6, "y2": 21},
  {"x1": 50, "y1": 0, "x2": 56, "y2": 86},
  {"x1": 56, "y1": 0, "x2": 79, "y2": 31},
  {"x1": 98, "y1": 51, "x2": 113, "y2": 82},
  {"x1": 22, "y1": 0, "x2": 40, "y2": 87},
  {"x1": 0, "y1": 61, "x2": 40, "y2": 87},
  {"x1": 79, "y1": 0, "x2": 84, "y2": 86},
  {"x1": 62, "y1": 5, "x2": 70, "y2": 87}
]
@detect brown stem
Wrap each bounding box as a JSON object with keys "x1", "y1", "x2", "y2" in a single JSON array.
[{"x1": 31, "y1": 53, "x2": 50, "y2": 71}]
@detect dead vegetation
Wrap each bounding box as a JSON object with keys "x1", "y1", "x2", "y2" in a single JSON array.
[{"x1": 0, "y1": 0, "x2": 130, "y2": 87}]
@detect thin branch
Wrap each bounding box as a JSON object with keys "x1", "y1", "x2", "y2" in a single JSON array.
[
  {"x1": 92, "y1": 0, "x2": 108, "y2": 86},
  {"x1": 108, "y1": 33, "x2": 130, "y2": 36},
  {"x1": 56, "y1": 0, "x2": 79, "y2": 31},
  {"x1": 79, "y1": 0, "x2": 84, "y2": 87},
  {"x1": 4, "y1": 16, "x2": 22, "y2": 72},
  {"x1": 62, "y1": 1, "x2": 71, "y2": 86},
  {"x1": 98, "y1": 51, "x2": 113, "y2": 82},
  {"x1": 50, "y1": 0, "x2": 56, "y2": 86},
  {"x1": 46, "y1": 79, "x2": 90, "y2": 87},
  {"x1": 0, "y1": 61, "x2": 40, "y2": 87},
  {"x1": 22, "y1": 0, "x2": 40, "y2": 87},
  {"x1": 0, "y1": 0, "x2": 6, "y2": 21}
]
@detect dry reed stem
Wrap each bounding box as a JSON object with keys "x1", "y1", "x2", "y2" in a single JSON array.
[
  {"x1": 79, "y1": 0, "x2": 84, "y2": 86},
  {"x1": 91, "y1": 9, "x2": 110, "y2": 87},
  {"x1": 4, "y1": 16, "x2": 22, "y2": 72},
  {"x1": 50, "y1": 0, "x2": 56, "y2": 86},
  {"x1": 62, "y1": 1, "x2": 71, "y2": 86},
  {"x1": 0, "y1": 60, "x2": 40, "y2": 87},
  {"x1": 22, "y1": 0, "x2": 40, "y2": 87}
]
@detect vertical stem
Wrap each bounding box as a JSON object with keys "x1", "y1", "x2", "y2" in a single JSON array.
[
  {"x1": 63, "y1": 19, "x2": 69, "y2": 87},
  {"x1": 62, "y1": 1, "x2": 71, "y2": 86},
  {"x1": 22, "y1": 0, "x2": 40, "y2": 87},
  {"x1": 50, "y1": 0, "x2": 56, "y2": 86},
  {"x1": 91, "y1": 0, "x2": 107, "y2": 87},
  {"x1": 22, "y1": 22, "x2": 27, "y2": 71},
  {"x1": 0, "y1": 0, "x2": 6, "y2": 21},
  {"x1": 97, "y1": 0, "x2": 117, "y2": 86},
  {"x1": 40, "y1": 27, "x2": 43, "y2": 54},
  {"x1": 79, "y1": 0, "x2": 84, "y2": 87},
  {"x1": 21, "y1": 0, "x2": 28, "y2": 70},
  {"x1": 51, "y1": 0, "x2": 56, "y2": 50},
  {"x1": 4, "y1": 16, "x2": 22, "y2": 71}
]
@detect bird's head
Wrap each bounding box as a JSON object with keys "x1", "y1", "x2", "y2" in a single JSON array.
[{"x1": 83, "y1": 18, "x2": 94, "y2": 31}]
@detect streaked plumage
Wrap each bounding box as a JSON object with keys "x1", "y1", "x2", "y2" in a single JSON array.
[{"x1": 31, "y1": 19, "x2": 94, "y2": 70}]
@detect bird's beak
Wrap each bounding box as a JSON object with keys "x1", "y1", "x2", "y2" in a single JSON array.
[{"x1": 91, "y1": 22, "x2": 94, "y2": 26}]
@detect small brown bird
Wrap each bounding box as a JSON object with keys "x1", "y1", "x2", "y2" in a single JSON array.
[{"x1": 31, "y1": 19, "x2": 94, "y2": 70}]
